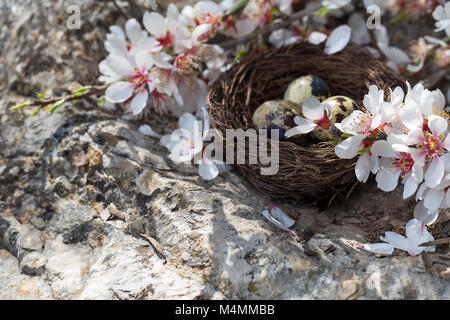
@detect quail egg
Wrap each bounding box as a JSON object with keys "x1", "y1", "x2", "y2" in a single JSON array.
[
  {"x1": 324, "y1": 95, "x2": 358, "y2": 124},
  {"x1": 252, "y1": 100, "x2": 302, "y2": 140},
  {"x1": 310, "y1": 95, "x2": 358, "y2": 141},
  {"x1": 284, "y1": 75, "x2": 331, "y2": 105}
]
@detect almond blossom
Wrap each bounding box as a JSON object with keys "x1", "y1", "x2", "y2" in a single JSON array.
[
  {"x1": 160, "y1": 112, "x2": 204, "y2": 163},
  {"x1": 143, "y1": 10, "x2": 189, "y2": 53},
  {"x1": 357, "y1": 219, "x2": 436, "y2": 257},
  {"x1": 160, "y1": 109, "x2": 231, "y2": 180},
  {"x1": 104, "y1": 18, "x2": 159, "y2": 58},
  {"x1": 372, "y1": 141, "x2": 424, "y2": 198},
  {"x1": 180, "y1": 1, "x2": 224, "y2": 32},
  {"x1": 103, "y1": 52, "x2": 159, "y2": 115},
  {"x1": 404, "y1": 115, "x2": 449, "y2": 188},
  {"x1": 285, "y1": 97, "x2": 333, "y2": 137}
]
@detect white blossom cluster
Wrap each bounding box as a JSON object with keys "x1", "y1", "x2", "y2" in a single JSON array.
[
  {"x1": 98, "y1": 0, "x2": 306, "y2": 116},
  {"x1": 332, "y1": 82, "x2": 449, "y2": 255},
  {"x1": 333, "y1": 83, "x2": 449, "y2": 223}
]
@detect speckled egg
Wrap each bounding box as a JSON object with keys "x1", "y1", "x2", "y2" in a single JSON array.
[
  {"x1": 324, "y1": 95, "x2": 358, "y2": 124},
  {"x1": 252, "y1": 100, "x2": 302, "y2": 140},
  {"x1": 284, "y1": 75, "x2": 331, "y2": 105},
  {"x1": 310, "y1": 95, "x2": 358, "y2": 141}
]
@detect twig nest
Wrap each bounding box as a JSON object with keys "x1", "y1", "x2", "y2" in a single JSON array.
[
  {"x1": 284, "y1": 75, "x2": 331, "y2": 105},
  {"x1": 252, "y1": 100, "x2": 302, "y2": 140},
  {"x1": 208, "y1": 43, "x2": 406, "y2": 201}
]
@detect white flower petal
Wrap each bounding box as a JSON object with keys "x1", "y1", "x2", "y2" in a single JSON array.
[
  {"x1": 160, "y1": 133, "x2": 183, "y2": 151},
  {"x1": 130, "y1": 89, "x2": 149, "y2": 115},
  {"x1": 308, "y1": 31, "x2": 327, "y2": 45},
  {"x1": 355, "y1": 152, "x2": 371, "y2": 183},
  {"x1": 447, "y1": 188, "x2": 450, "y2": 208},
  {"x1": 424, "y1": 188, "x2": 445, "y2": 213},
  {"x1": 199, "y1": 157, "x2": 219, "y2": 180},
  {"x1": 414, "y1": 201, "x2": 439, "y2": 226},
  {"x1": 143, "y1": 11, "x2": 167, "y2": 37},
  {"x1": 381, "y1": 232, "x2": 409, "y2": 252},
  {"x1": 270, "y1": 206, "x2": 295, "y2": 228},
  {"x1": 403, "y1": 175, "x2": 418, "y2": 199},
  {"x1": 302, "y1": 97, "x2": 324, "y2": 120},
  {"x1": 371, "y1": 140, "x2": 396, "y2": 158},
  {"x1": 376, "y1": 166, "x2": 400, "y2": 192},
  {"x1": 105, "y1": 81, "x2": 134, "y2": 103},
  {"x1": 359, "y1": 243, "x2": 394, "y2": 255},
  {"x1": 261, "y1": 207, "x2": 294, "y2": 232},
  {"x1": 285, "y1": 118, "x2": 317, "y2": 137},
  {"x1": 406, "y1": 128, "x2": 424, "y2": 146},
  {"x1": 425, "y1": 156, "x2": 444, "y2": 188},
  {"x1": 125, "y1": 18, "x2": 143, "y2": 44},
  {"x1": 152, "y1": 52, "x2": 174, "y2": 69},
  {"x1": 178, "y1": 113, "x2": 199, "y2": 134},
  {"x1": 106, "y1": 54, "x2": 134, "y2": 77},
  {"x1": 334, "y1": 134, "x2": 365, "y2": 159},
  {"x1": 134, "y1": 51, "x2": 154, "y2": 71},
  {"x1": 138, "y1": 124, "x2": 161, "y2": 138},
  {"x1": 428, "y1": 115, "x2": 448, "y2": 136},
  {"x1": 109, "y1": 25, "x2": 126, "y2": 42},
  {"x1": 324, "y1": 25, "x2": 352, "y2": 55}
]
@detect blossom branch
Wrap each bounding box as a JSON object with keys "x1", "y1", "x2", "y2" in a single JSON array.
[{"x1": 10, "y1": 84, "x2": 108, "y2": 114}]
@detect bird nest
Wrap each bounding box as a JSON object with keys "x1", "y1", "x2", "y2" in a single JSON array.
[{"x1": 207, "y1": 42, "x2": 406, "y2": 204}]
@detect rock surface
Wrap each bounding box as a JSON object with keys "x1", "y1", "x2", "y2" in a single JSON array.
[{"x1": 0, "y1": 0, "x2": 449, "y2": 300}]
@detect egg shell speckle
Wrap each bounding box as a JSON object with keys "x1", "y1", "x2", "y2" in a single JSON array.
[{"x1": 252, "y1": 100, "x2": 302, "y2": 140}]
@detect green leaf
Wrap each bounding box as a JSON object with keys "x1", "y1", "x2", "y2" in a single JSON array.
[
  {"x1": 341, "y1": 133, "x2": 354, "y2": 138},
  {"x1": 10, "y1": 101, "x2": 32, "y2": 110},
  {"x1": 72, "y1": 86, "x2": 91, "y2": 95},
  {"x1": 443, "y1": 36, "x2": 450, "y2": 43},
  {"x1": 48, "y1": 99, "x2": 65, "y2": 113},
  {"x1": 358, "y1": 146, "x2": 371, "y2": 154},
  {"x1": 271, "y1": 8, "x2": 282, "y2": 15},
  {"x1": 30, "y1": 108, "x2": 40, "y2": 116},
  {"x1": 225, "y1": 0, "x2": 249, "y2": 16},
  {"x1": 314, "y1": 6, "x2": 330, "y2": 18},
  {"x1": 234, "y1": 45, "x2": 246, "y2": 62},
  {"x1": 97, "y1": 96, "x2": 106, "y2": 105},
  {"x1": 36, "y1": 92, "x2": 46, "y2": 99},
  {"x1": 163, "y1": 48, "x2": 175, "y2": 56},
  {"x1": 329, "y1": 139, "x2": 341, "y2": 145}
]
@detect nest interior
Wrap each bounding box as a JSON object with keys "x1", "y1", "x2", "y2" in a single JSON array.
[{"x1": 208, "y1": 42, "x2": 406, "y2": 202}]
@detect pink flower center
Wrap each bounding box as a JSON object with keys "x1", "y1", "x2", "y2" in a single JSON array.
[
  {"x1": 224, "y1": 16, "x2": 238, "y2": 34},
  {"x1": 419, "y1": 132, "x2": 445, "y2": 160},
  {"x1": 131, "y1": 67, "x2": 152, "y2": 92},
  {"x1": 313, "y1": 110, "x2": 332, "y2": 130},
  {"x1": 157, "y1": 31, "x2": 174, "y2": 48},
  {"x1": 392, "y1": 152, "x2": 414, "y2": 178}
]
